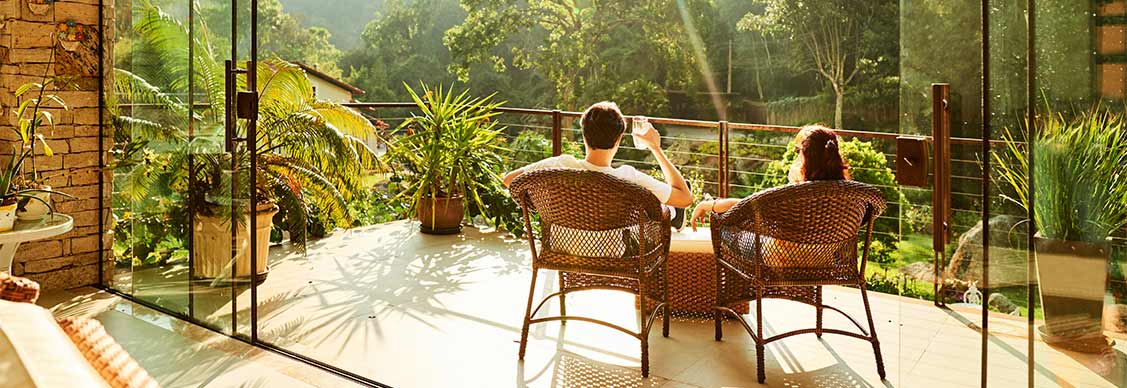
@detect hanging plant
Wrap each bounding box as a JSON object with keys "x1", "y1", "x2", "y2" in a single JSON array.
[{"x1": 56, "y1": 20, "x2": 87, "y2": 51}]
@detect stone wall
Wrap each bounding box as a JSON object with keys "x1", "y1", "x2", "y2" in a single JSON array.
[{"x1": 0, "y1": 0, "x2": 112, "y2": 289}]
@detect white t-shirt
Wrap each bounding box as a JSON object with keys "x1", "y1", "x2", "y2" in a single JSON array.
[{"x1": 522, "y1": 155, "x2": 673, "y2": 204}]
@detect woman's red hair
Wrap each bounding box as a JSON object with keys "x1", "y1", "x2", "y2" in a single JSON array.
[{"x1": 789, "y1": 125, "x2": 850, "y2": 182}]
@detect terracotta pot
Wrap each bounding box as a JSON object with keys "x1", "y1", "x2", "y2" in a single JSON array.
[
  {"x1": 191, "y1": 202, "x2": 278, "y2": 282},
  {"x1": 417, "y1": 195, "x2": 463, "y2": 235},
  {"x1": 1034, "y1": 236, "x2": 1110, "y2": 352}
]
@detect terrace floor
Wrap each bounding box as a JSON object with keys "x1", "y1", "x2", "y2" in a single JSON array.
[{"x1": 42, "y1": 221, "x2": 1127, "y2": 387}]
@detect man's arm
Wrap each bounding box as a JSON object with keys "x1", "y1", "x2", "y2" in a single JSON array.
[
  {"x1": 636, "y1": 124, "x2": 692, "y2": 208},
  {"x1": 502, "y1": 167, "x2": 526, "y2": 188}
]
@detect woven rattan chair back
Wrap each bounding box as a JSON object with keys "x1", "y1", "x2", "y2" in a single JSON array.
[
  {"x1": 509, "y1": 168, "x2": 671, "y2": 377},
  {"x1": 510, "y1": 168, "x2": 665, "y2": 261},
  {"x1": 714, "y1": 180, "x2": 886, "y2": 272}
]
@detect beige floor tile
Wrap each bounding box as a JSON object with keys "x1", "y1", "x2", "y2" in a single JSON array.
[{"x1": 49, "y1": 221, "x2": 1127, "y2": 388}]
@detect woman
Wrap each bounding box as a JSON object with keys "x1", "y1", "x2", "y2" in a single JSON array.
[{"x1": 690, "y1": 125, "x2": 850, "y2": 230}]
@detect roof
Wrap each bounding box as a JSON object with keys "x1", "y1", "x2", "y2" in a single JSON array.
[{"x1": 294, "y1": 62, "x2": 366, "y2": 96}]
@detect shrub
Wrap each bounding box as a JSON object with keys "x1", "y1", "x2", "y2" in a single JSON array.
[{"x1": 505, "y1": 130, "x2": 582, "y2": 171}]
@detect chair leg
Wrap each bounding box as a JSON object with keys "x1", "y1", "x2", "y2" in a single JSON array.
[
  {"x1": 714, "y1": 262, "x2": 723, "y2": 341},
  {"x1": 639, "y1": 278, "x2": 650, "y2": 378},
  {"x1": 860, "y1": 285, "x2": 886, "y2": 379},
  {"x1": 662, "y1": 260, "x2": 670, "y2": 338},
  {"x1": 641, "y1": 335, "x2": 650, "y2": 378},
  {"x1": 519, "y1": 268, "x2": 540, "y2": 361},
  {"x1": 755, "y1": 286, "x2": 766, "y2": 384},
  {"x1": 815, "y1": 286, "x2": 824, "y2": 339},
  {"x1": 558, "y1": 274, "x2": 567, "y2": 321}
]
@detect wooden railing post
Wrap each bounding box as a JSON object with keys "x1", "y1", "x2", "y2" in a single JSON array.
[
  {"x1": 931, "y1": 83, "x2": 951, "y2": 306},
  {"x1": 719, "y1": 121, "x2": 730, "y2": 198},
  {"x1": 552, "y1": 110, "x2": 562, "y2": 156}
]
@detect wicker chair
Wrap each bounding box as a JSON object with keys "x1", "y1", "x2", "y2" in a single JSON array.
[
  {"x1": 510, "y1": 168, "x2": 671, "y2": 377},
  {"x1": 710, "y1": 180, "x2": 888, "y2": 383}
]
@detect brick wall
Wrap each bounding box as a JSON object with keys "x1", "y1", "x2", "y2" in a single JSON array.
[{"x1": 0, "y1": 0, "x2": 113, "y2": 289}]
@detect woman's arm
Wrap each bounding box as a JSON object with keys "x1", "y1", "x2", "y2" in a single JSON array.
[
  {"x1": 689, "y1": 198, "x2": 741, "y2": 231},
  {"x1": 502, "y1": 167, "x2": 526, "y2": 188}
]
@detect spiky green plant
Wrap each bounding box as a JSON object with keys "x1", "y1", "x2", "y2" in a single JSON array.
[
  {"x1": 386, "y1": 83, "x2": 520, "y2": 232},
  {"x1": 994, "y1": 104, "x2": 1127, "y2": 243},
  {"x1": 111, "y1": 2, "x2": 380, "y2": 243}
]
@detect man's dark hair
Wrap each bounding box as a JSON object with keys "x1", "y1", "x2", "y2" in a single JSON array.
[{"x1": 580, "y1": 101, "x2": 626, "y2": 150}]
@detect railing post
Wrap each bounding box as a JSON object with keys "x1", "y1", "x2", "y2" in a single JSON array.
[
  {"x1": 719, "y1": 121, "x2": 730, "y2": 198},
  {"x1": 552, "y1": 110, "x2": 562, "y2": 156},
  {"x1": 931, "y1": 83, "x2": 951, "y2": 306}
]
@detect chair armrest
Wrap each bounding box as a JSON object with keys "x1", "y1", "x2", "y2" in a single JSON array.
[{"x1": 0, "y1": 272, "x2": 41, "y2": 304}]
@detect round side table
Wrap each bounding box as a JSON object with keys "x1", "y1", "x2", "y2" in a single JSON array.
[{"x1": 0, "y1": 214, "x2": 75, "y2": 274}]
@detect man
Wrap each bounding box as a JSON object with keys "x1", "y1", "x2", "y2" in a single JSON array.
[{"x1": 503, "y1": 101, "x2": 693, "y2": 227}]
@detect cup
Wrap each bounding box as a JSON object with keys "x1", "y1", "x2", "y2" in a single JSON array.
[{"x1": 631, "y1": 116, "x2": 650, "y2": 150}]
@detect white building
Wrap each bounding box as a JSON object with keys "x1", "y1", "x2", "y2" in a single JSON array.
[{"x1": 295, "y1": 62, "x2": 384, "y2": 155}]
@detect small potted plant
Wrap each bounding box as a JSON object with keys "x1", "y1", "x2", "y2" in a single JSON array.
[
  {"x1": 386, "y1": 83, "x2": 514, "y2": 234},
  {"x1": 0, "y1": 147, "x2": 54, "y2": 232},
  {"x1": 10, "y1": 78, "x2": 73, "y2": 221},
  {"x1": 995, "y1": 105, "x2": 1127, "y2": 352}
]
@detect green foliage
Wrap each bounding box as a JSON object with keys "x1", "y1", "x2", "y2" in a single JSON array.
[
  {"x1": 112, "y1": 205, "x2": 189, "y2": 268},
  {"x1": 3, "y1": 77, "x2": 76, "y2": 209},
  {"x1": 505, "y1": 130, "x2": 582, "y2": 171},
  {"x1": 994, "y1": 105, "x2": 1127, "y2": 243},
  {"x1": 341, "y1": 0, "x2": 471, "y2": 101},
  {"x1": 445, "y1": 0, "x2": 709, "y2": 111},
  {"x1": 865, "y1": 239, "x2": 894, "y2": 265},
  {"x1": 348, "y1": 186, "x2": 411, "y2": 227},
  {"x1": 200, "y1": 0, "x2": 344, "y2": 75},
  {"x1": 387, "y1": 83, "x2": 523, "y2": 234},
  {"x1": 278, "y1": 0, "x2": 385, "y2": 49},
  {"x1": 1111, "y1": 250, "x2": 1127, "y2": 303},
  {"x1": 739, "y1": 0, "x2": 897, "y2": 128},
  {"x1": 863, "y1": 269, "x2": 931, "y2": 300},
  {"x1": 112, "y1": 3, "x2": 380, "y2": 248}
]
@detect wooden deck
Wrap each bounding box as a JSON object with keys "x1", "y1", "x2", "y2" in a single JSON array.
[{"x1": 44, "y1": 220, "x2": 1127, "y2": 387}]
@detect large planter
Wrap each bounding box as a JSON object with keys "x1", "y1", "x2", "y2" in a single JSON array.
[
  {"x1": 1034, "y1": 236, "x2": 1111, "y2": 352},
  {"x1": 191, "y1": 203, "x2": 278, "y2": 283},
  {"x1": 16, "y1": 187, "x2": 51, "y2": 221},
  {"x1": 417, "y1": 195, "x2": 463, "y2": 235}
]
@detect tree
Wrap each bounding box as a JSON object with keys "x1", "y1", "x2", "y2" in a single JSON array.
[
  {"x1": 443, "y1": 0, "x2": 709, "y2": 113},
  {"x1": 200, "y1": 0, "x2": 344, "y2": 76},
  {"x1": 340, "y1": 0, "x2": 467, "y2": 101},
  {"x1": 739, "y1": 0, "x2": 896, "y2": 129}
]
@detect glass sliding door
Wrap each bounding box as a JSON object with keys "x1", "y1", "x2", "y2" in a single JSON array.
[
  {"x1": 111, "y1": 0, "x2": 232, "y2": 333},
  {"x1": 109, "y1": 0, "x2": 258, "y2": 336},
  {"x1": 899, "y1": 0, "x2": 991, "y2": 385},
  {"x1": 1028, "y1": 1, "x2": 1127, "y2": 387}
]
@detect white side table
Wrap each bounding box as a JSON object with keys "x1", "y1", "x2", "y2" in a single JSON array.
[{"x1": 0, "y1": 214, "x2": 75, "y2": 274}]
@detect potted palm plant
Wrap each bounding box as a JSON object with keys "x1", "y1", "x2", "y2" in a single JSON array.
[
  {"x1": 387, "y1": 84, "x2": 513, "y2": 234},
  {"x1": 111, "y1": 5, "x2": 380, "y2": 281},
  {"x1": 995, "y1": 105, "x2": 1127, "y2": 352}
]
